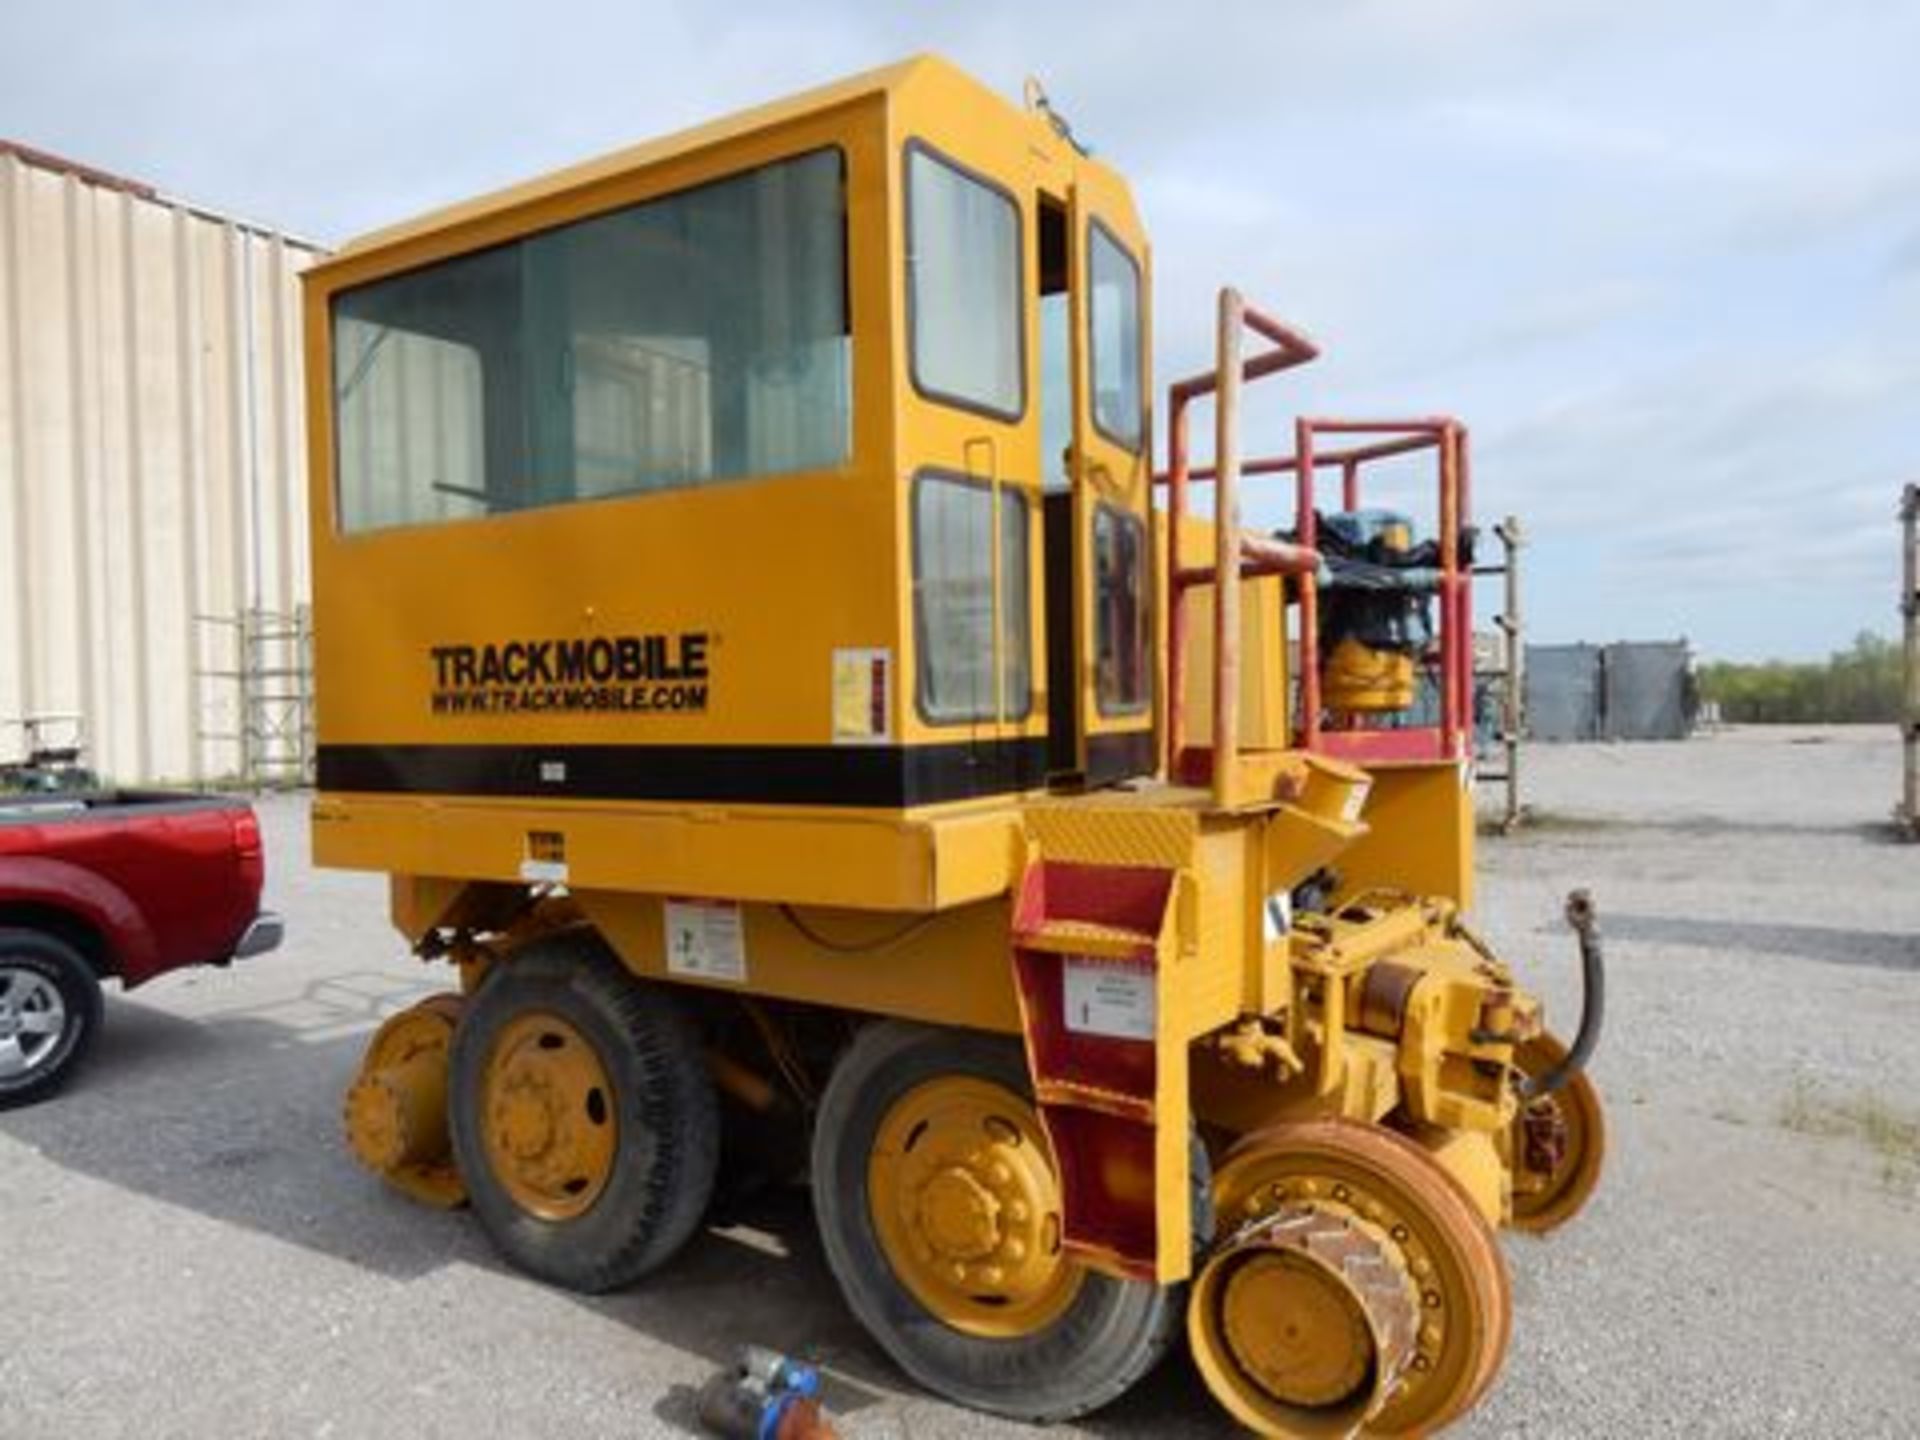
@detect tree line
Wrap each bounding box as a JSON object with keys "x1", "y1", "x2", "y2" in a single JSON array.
[{"x1": 1697, "y1": 631, "x2": 1904, "y2": 723}]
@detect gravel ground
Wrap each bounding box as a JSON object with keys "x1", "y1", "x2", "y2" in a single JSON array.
[{"x1": 3, "y1": 725, "x2": 1917, "y2": 1438}]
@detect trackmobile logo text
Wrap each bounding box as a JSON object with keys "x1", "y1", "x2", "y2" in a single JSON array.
[{"x1": 429, "y1": 634, "x2": 710, "y2": 716}]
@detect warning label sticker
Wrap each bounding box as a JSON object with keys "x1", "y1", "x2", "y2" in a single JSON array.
[
  {"x1": 832, "y1": 647, "x2": 892, "y2": 744},
  {"x1": 664, "y1": 900, "x2": 747, "y2": 984},
  {"x1": 1062, "y1": 960, "x2": 1156, "y2": 1041}
]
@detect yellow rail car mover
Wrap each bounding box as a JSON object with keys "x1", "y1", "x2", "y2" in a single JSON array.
[{"x1": 308, "y1": 57, "x2": 1606, "y2": 1437}]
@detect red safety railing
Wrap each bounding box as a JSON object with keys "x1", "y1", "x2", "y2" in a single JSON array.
[
  {"x1": 1163, "y1": 290, "x2": 1321, "y2": 807},
  {"x1": 1157, "y1": 290, "x2": 1474, "y2": 799},
  {"x1": 1292, "y1": 418, "x2": 1472, "y2": 764}
]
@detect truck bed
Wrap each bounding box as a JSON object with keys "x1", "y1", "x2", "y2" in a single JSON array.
[
  {"x1": 0, "y1": 790, "x2": 250, "y2": 827},
  {"x1": 0, "y1": 788, "x2": 273, "y2": 986}
]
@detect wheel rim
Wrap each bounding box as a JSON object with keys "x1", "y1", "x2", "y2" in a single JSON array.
[
  {"x1": 0, "y1": 966, "x2": 68, "y2": 1081},
  {"x1": 1508, "y1": 1033, "x2": 1607, "y2": 1233},
  {"x1": 867, "y1": 1074, "x2": 1084, "y2": 1338},
  {"x1": 479, "y1": 1011, "x2": 617, "y2": 1221},
  {"x1": 1202, "y1": 1120, "x2": 1511, "y2": 1438}
]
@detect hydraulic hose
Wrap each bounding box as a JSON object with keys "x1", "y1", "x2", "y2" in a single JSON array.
[{"x1": 1519, "y1": 889, "x2": 1604, "y2": 1099}]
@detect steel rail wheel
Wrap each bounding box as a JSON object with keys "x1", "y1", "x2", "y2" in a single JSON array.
[
  {"x1": 343, "y1": 993, "x2": 468, "y2": 1207},
  {"x1": 1506, "y1": 1031, "x2": 1607, "y2": 1234},
  {"x1": 448, "y1": 937, "x2": 718, "y2": 1292},
  {"x1": 1198, "y1": 1120, "x2": 1511, "y2": 1438},
  {"x1": 812, "y1": 1021, "x2": 1179, "y2": 1424}
]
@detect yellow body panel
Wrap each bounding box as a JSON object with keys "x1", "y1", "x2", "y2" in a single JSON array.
[
  {"x1": 577, "y1": 890, "x2": 1025, "y2": 1033},
  {"x1": 329, "y1": 794, "x2": 1026, "y2": 912},
  {"x1": 1331, "y1": 762, "x2": 1476, "y2": 910},
  {"x1": 1162, "y1": 512, "x2": 1292, "y2": 752}
]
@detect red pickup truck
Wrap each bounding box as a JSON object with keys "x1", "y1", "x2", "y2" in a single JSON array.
[{"x1": 0, "y1": 791, "x2": 282, "y2": 1108}]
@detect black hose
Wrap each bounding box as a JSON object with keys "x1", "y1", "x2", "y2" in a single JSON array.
[{"x1": 1519, "y1": 889, "x2": 1604, "y2": 1098}]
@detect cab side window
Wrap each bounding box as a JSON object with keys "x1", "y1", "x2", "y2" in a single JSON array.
[{"x1": 905, "y1": 144, "x2": 1024, "y2": 419}]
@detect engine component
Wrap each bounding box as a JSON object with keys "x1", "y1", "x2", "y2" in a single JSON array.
[{"x1": 1302, "y1": 508, "x2": 1475, "y2": 717}]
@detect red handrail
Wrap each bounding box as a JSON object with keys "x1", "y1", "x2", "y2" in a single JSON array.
[
  {"x1": 1160, "y1": 291, "x2": 1475, "y2": 796},
  {"x1": 1164, "y1": 290, "x2": 1320, "y2": 804}
]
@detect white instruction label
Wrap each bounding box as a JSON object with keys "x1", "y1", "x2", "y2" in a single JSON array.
[
  {"x1": 1342, "y1": 777, "x2": 1373, "y2": 824},
  {"x1": 1062, "y1": 960, "x2": 1156, "y2": 1041},
  {"x1": 664, "y1": 900, "x2": 747, "y2": 983}
]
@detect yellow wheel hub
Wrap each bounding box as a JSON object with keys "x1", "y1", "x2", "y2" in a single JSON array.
[
  {"x1": 1192, "y1": 1204, "x2": 1417, "y2": 1438},
  {"x1": 343, "y1": 994, "x2": 466, "y2": 1208},
  {"x1": 480, "y1": 1011, "x2": 617, "y2": 1221},
  {"x1": 868, "y1": 1075, "x2": 1083, "y2": 1338},
  {"x1": 1223, "y1": 1250, "x2": 1374, "y2": 1406}
]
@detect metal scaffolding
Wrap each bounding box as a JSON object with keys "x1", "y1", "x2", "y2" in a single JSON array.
[
  {"x1": 1474, "y1": 516, "x2": 1525, "y2": 832},
  {"x1": 196, "y1": 606, "x2": 313, "y2": 790}
]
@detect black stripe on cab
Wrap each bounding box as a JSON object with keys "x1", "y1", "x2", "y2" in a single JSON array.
[{"x1": 316, "y1": 738, "x2": 1055, "y2": 809}]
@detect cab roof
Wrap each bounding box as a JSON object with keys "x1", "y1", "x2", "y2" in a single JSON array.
[{"x1": 317, "y1": 55, "x2": 1002, "y2": 275}]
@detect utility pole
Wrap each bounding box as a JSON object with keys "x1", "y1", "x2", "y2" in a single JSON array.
[
  {"x1": 1900, "y1": 486, "x2": 1920, "y2": 838},
  {"x1": 1474, "y1": 516, "x2": 1526, "y2": 832}
]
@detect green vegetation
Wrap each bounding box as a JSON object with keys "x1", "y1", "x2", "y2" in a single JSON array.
[
  {"x1": 1698, "y1": 631, "x2": 1902, "y2": 723},
  {"x1": 1777, "y1": 1077, "x2": 1920, "y2": 1197}
]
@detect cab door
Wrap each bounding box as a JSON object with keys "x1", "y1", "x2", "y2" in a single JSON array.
[
  {"x1": 1067, "y1": 183, "x2": 1154, "y2": 785},
  {"x1": 898, "y1": 137, "x2": 1044, "y2": 797}
]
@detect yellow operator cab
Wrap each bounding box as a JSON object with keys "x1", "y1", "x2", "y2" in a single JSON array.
[
  {"x1": 310, "y1": 56, "x2": 1154, "y2": 905},
  {"x1": 307, "y1": 56, "x2": 1607, "y2": 1439}
]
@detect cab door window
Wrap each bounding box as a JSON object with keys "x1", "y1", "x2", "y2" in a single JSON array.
[
  {"x1": 1087, "y1": 221, "x2": 1144, "y2": 452},
  {"x1": 905, "y1": 144, "x2": 1024, "y2": 418},
  {"x1": 912, "y1": 472, "x2": 1033, "y2": 722},
  {"x1": 1094, "y1": 504, "x2": 1150, "y2": 713}
]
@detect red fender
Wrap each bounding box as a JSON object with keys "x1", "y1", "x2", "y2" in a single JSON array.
[{"x1": 0, "y1": 855, "x2": 160, "y2": 983}]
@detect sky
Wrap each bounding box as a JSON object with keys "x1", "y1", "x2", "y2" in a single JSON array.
[{"x1": 6, "y1": 0, "x2": 1917, "y2": 661}]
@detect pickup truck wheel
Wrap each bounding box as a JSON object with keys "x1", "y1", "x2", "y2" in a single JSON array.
[
  {"x1": 448, "y1": 936, "x2": 718, "y2": 1293},
  {"x1": 0, "y1": 928, "x2": 104, "y2": 1110}
]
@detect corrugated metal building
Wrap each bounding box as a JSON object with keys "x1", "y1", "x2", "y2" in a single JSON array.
[
  {"x1": 1526, "y1": 642, "x2": 1606, "y2": 742},
  {"x1": 1526, "y1": 639, "x2": 1697, "y2": 742},
  {"x1": 0, "y1": 141, "x2": 323, "y2": 784}
]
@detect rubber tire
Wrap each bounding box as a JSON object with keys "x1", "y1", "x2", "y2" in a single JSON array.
[
  {"x1": 448, "y1": 936, "x2": 719, "y2": 1293},
  {"x1": 0, "y1": 928, "x2": 104, "y2": 1110},
  {"x1": 812, "y1": 1021, "x2": 1180, "y2": 1424}
]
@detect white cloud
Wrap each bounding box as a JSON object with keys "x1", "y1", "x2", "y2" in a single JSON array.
[{"x1": 3, "y1": 0, "x2": 1912, "y2": 659}]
